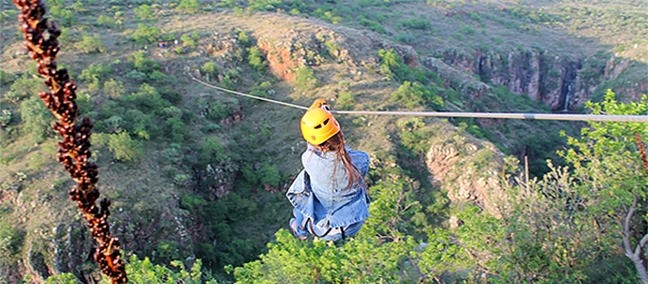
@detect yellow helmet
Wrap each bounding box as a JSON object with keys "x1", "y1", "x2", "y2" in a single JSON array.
[{"x1": 300, "y1": 108, "x2": 340, "y2": 145}]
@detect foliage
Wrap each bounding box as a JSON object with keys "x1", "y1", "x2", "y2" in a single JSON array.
[
  {"x1": 103, "y1": 131, "x2": 143, "y2": 162},
  {"x1": 181, "y1": 32, "x2": 200, "y2": 48},
  {"x1": 247, "y1": 47, "x2": 266, "y2": 72},
  {"x1": 177, "y1": 0, "x2": 201, "y2": 14},
  {"x1": 0, "y1": 221, "x2": 22, "y2": 267},
  {"x1": 103, "y1": 79, "x2": 125, "y2": 99},
  {"x1": 0, "y1": 110, "x2": 12, "y2": 128},
  {"x1": 294, "y1": 66, "x2": 318, "y2": 91},
  {"x1": 391, "y1": 81, "x2": 444, "y2": 110},
  {"x1": 131, "y1": 24, "x2": 163, "y2": 44},
  {"x1": 5, "y1": 75, "x2": 43, "y2": 103},
  {"x1": 134, "y1": 4, "x2": 154, "y2": 20},
  {"x1": 19, "y1": 96, "x2": 52, "y2": 143},
  {"x1": 247, "y1": 0, "x2": 282, "y2": 12},
  {"x1": 336, "y1": 91, "x2": 354, "y2": 110},
  {"x1": 130, "y1": 51, "x2": 160, "y2": 74},
  {"x1": 201, "y1": 61, "x2": 219, "y2": 78},
  {"x1": 400, "y1": 18, "x2": 431, "y2": 30},
  {"x1": 199, "y1": 137, "x2": 226, "y2": 165},
  {"x1": 77, "y1": 34, "x2": 105, "y2": 54},
  {"x1": 258, "y1": 163, "x2": 281, "y2": 187},
  {"x1": 45, "y1": 254, "x2": 218, "y2": 284}
]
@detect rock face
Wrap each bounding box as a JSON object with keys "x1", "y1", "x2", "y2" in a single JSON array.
[
  {"x1": 436, "y1": 47, "x2": 637, "y2": 111},
  {"x1": 425, "y1": 124, "x2": 507, "y2": 217}
]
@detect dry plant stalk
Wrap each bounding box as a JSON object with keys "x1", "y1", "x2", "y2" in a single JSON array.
[{"x1": 13, "y1": 0, "x2": 127, "y2": 282}]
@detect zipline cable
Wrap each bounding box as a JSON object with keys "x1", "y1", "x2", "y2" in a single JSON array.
[{"x1": 190, "y1": 76, "x2": 648, "y2": 123}]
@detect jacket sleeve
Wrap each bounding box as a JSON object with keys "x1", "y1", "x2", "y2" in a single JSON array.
[{"x1": 347, "y1": 147, "x2": 370, "y2": 177}]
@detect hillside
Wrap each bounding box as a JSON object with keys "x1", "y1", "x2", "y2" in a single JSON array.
[{"x1": 1, "y1": 0, "x2": 646, "y2": 283}]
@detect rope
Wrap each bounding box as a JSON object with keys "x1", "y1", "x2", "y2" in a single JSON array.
[{"x1": 190, "y1": 76, "x2": 648, "y2": 123}]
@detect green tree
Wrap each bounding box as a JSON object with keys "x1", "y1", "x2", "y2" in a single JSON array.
[
  {"x1": 106, "y1": 131, "x2": 142, "y2": 162},
  {"x1": 19, "y1": 96, "x2": 52, "y2": 143},
  {"x1": 391, "y1": 81, "x2": 443, "y2": 110},
  {"x1": 247, "y1": 47, "x2": 266, "y2": 72},
  {"x1": 77, "y1": 34, "x2": 105, "y2": 54},
  {"x1": 294, "y1": 66, "x2": 317, "y2": 91},
  {"x1": 131, "y1": 24, "x2": 162, "y2": 44},
  {"x1": 177, "y1": 0, "x2": 201, "y2": 14},
  {"x1": 103, "y1": 79, "x2": 125, "y2": 99},
  {"x1": 45, "y1": 254, "x2": 217, "y2": 284},
  {"x1": 134, "y1": 4, "x2": 154, "y2": 20}
]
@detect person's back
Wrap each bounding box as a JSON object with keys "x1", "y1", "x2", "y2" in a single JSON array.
[{"x1": 286, "y1": 101, "x2": 370, "y2": 241}]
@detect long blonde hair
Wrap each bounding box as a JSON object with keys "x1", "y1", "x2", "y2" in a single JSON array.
[{"x1": 313, "y1": 132, "x2": 359, "y2": 189}]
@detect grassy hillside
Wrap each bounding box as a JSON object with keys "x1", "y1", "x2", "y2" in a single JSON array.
[{"x1": 1, "y1": 0, "x2": 646, "y2": 282}]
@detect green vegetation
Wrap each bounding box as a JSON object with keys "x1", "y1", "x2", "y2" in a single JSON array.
[
  {"x1": 294, "y1": 66, "x2": 318, "y2": 91},
  {"x1": 2, "y1": 0, "x2": 647, "y2": 283}
]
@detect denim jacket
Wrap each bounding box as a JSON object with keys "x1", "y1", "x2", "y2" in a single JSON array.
[{"x1": 286, "y1": 145, "x2": 370, "y2": 229}]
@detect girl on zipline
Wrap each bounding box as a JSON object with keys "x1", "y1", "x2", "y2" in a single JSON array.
[{"x1": 286, "y1": 99, "x2": 370, "y2": 241}]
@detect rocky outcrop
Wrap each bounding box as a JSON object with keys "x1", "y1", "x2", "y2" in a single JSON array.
[
  {"x1": 436, "y1": 47, "x2": 638, "y2": 111},
  {"x1": 425, "y1": 124, "x2": 507, "y2": 217}
]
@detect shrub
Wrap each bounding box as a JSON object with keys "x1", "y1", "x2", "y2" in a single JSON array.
[
  {"x1": 103, "y1": 79, "x2": 125, "y2": 99},
  {"x1": 391, "y1": 81, "x2": 444, "y2": 110},
  {"x1": 134, "y1": 4, "x2": 154, "y2": 19},
  {"x1": 106, "y1": 131, "x2": 142, "y2": 162},
  {"x1": 336, "y1": 91, "x2": 355, "y2": 110},
  {"x1": 294, "y1": 66, "x2": 317, "y2": 91},
  {"x1": 131, "y1": 24, "x2": 162, "y2": 44},
  {"x1": 131, "y1": 51, "x2": 160, "y2": 74},
  {"x1": 80, "y1": 62, "x2": 112, "y2": 83},
  {"x1": 359, "y1": 17, "x2": 386, "y2": 33},
  {"x1": 247, "y1": 0, "x2": 282, "y2": 12},
  {"x1": 96, "y1": 15, "x2": 116, "y2": 28},
  {"x1": 258, "y1": 163, "x2": 281, "y2": 187},
  {"x1": 0, "y1": 70, "x2": 16, "y2": 86},
  {"x1": 201, "y1": 61, "x2": 218, "y2": 78},
  {"x1": 77, "y1": 34, "x2": 105, "y2": 54},
  {"x1": 180, "y1": 32, "x2": 199, "y2": 48},
  {"x1": 199, "y1": 137, "x2": 225, "y2": 164},
  {"x1": 19, "y1": 96, "x2": 52, "y2": 143},
  {"x1": 177, "y1": 0, "x2": 201, "y2": 14},
  {"x1": 5, "y1": 75, "x2": 43, "y2": 103},
  {"x1": 247, "y1": 47, "x2": 266, "y2": 72},
  {"x1": 400, "y1": 18, "x2": 431, "y2": 30},
  {"x1": 0, "y1": 110, "x2": 12, "y2": 128},
  {"x1": 0, "y1": 221, "x2": 23, "y2": 267}
]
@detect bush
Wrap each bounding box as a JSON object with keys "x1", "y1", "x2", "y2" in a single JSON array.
[
  {"x1": 0, "y1": 110, "x2": 12, "y2": 128},
  {"x1": 131, "y1": 51, "x2": 160, "y2": 74},
  {"x1": 201, "y1": 61, "x2": 218, "y2": 78},
  {"x1": 106, "y1": 131, "x2": 142, "y2": 162},
  {"x1": 19, "y1": 96, "x2": 52, "y2": 143},
  {"x1": 5, "y1": 75, "x2": 43, "y2": 103},
  {"x1": 134, "y1": 4, "x2": 154, "y2": 19},
  {"x1": 294, "y1": 66, "x2": 317, "y2": 91},
  {"x1": 391, "y1": 81, "x2": 444, "y2": 110},
  {"x1": 0, "y1": 221, "x2": 22, "y2": 267},
  {"x1": 180, "y1": 32, "x2": 200, "y2": 48},
  {"x1": 103, "y1": 79, "x2": 125, "y2": 99},
  {"x1": 177, "y1": 0, "x2": 201, "y2": 14},
  {"x1": 77, "y1": 34, "x2": 105, "y2": 54},
  {"x1": 336, "y1": 91, "x2": 355, "y2": 110},
  {"x1": 247, "y1": 47, "x2": 266, "y2": 72},
  {"x1": 96, "y1": 14, "x2": 116, "y2": 28},
  {"x1": 131, "y1": 24, "x2": 162, "y2": 44},
  {"x1": 258, "y1": 163, "x2": 281, "y2": 187},
  {"x1": 80, "y1": 62, "x2": 112, "y2": 83},
  {"x1": 199, "y1": 137, "x2": 225, "y2": 164},
  {"x1": 400, "y1": 18, "x2": 431, "y2": 30}
]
